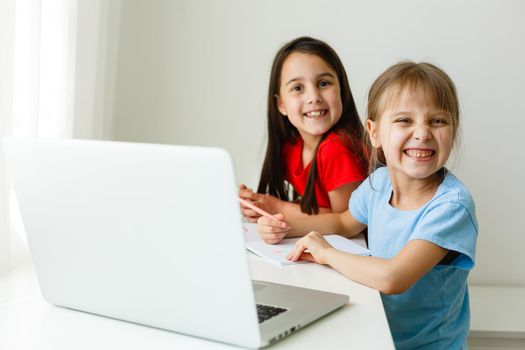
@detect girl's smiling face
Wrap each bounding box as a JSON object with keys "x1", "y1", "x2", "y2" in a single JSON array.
[
  {"x1": 367, "y1": 88, "x2": 454, "y2": 184},
  {"x1": 277, "y1": 52, "x2": 342, "y2": 146}
]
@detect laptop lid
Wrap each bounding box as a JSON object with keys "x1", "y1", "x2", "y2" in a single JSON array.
[{"x1": 2, "y1": 138, "x2": 261, "y2": 348}]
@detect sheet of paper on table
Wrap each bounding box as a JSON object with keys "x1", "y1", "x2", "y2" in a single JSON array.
[{"x1": 242, "y1": 223, "x2": 370, "y2": 267}]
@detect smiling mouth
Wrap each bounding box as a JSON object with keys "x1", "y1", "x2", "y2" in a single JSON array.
[
  {"x1": 404, "y1": 149, "x2": 435, "y2": 158},
  {"x1": 304, "y1": 110, "x2": 326, "y2": 118}
]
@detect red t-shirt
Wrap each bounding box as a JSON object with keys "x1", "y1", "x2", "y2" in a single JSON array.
[{"x1": 283, "y1": 132, "x2": 366, "y2": 209}]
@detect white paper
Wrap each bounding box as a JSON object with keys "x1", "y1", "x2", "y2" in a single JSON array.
[{"x1": 242, "y1": 223, "x2": 371, "y2": 267}]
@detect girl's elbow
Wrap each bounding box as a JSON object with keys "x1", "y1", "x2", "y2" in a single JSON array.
[
  {"x1": 377, "y1": 273, "x2": 412, "y2": 295},
  {"x1": 379, "y1": 283, "x2": 407, "y2": 295}
]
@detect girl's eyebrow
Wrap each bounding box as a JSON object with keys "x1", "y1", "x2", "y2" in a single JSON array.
[
  {"x1": 284, "y1": 72, "x2": 336, "y2": 87},
  {"x1": 390, "y1": 110, "x2": 449, "y2": 119},
  {"x1": 390, "y1": 111, "x2": 413, "y2": 118}
]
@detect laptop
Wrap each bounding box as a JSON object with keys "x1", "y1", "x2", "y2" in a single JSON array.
[{"x1": 1, "y1": 137, "x2": 348, "y2": 348}]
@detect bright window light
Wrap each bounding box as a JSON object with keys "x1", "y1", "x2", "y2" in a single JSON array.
[{"x1": 11, "y1": 0, "x2": 76, "y2": 243}]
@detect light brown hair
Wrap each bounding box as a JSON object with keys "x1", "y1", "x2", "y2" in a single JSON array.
[{"x1": 365, "y1": 61, "x2": 460, "y2": 173}]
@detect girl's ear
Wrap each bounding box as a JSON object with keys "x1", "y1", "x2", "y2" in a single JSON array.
[
  {"x1": 276, "y1": 95, "x2": 287, "y2": 116},
  {"x1": 366, "y1": 119, "x2": 381, "y2": 148}
]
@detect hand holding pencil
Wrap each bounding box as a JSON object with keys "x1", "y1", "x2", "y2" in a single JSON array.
[
  {"x1": 238, "y1": 197, "x2": 291, "y2": 229},
  {"x1": 255, "y1": 212, "x2": 291, "y2": 244},
  {"x1": 238, "y1": 184, "x2": 284, "y2": 223},
  {"x1": 238, "y1": 197, "x2": 291, "y2": 244}
]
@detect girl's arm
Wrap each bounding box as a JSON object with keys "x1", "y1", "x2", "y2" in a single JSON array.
[
  {"x1": 288, "y1": 232, "x2": 448, "y2": 295},
  {"x1": 239, "y1": 184, "x2": 332, "y2": 222},
  {"x1": 327, "y1": 181, "x2": 361, "y2": 212},
  {"x1": 239, "y1": 181, "x2": 359, "y2": 222},
  {"x1": 257, "y1": 210, "x2": 366, "y2": 244}
]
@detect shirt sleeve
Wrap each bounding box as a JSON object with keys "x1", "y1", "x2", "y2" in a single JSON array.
[
  {"x1": 317, "y1": 142, "x2": 365, "y2": 192},
  {"x1": 410, "y1": 202, "x2": 478, "y2": 270},
  {"x1": 349, "y1": 178, "x2": 371, "y2": 225}
]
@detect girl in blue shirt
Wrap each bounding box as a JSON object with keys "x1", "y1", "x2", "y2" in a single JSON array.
[{"x1": 258, "y1": 61, "x2": 478, "y2": 349}]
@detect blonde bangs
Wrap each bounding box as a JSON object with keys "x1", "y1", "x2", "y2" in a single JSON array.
[{"x1": 365, "y1": 61, "x2": 461, "y2": 175}]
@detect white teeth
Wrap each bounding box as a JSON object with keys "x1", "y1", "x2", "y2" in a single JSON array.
[
  {"x1": 406, "y1": 150, "x2": 434, "y2": 158},
  {"x1": 306, "y1": 110, "x2": 323, "y2": 117}
]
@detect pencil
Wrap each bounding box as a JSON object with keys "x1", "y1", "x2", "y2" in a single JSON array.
[{"x1": 238, "y1": 197, "x2": 291, "y2": 229}]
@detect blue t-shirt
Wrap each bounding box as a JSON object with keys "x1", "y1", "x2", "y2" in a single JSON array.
[{"x1": 350, "y1": 167, "x2": 478, "y2": 350}]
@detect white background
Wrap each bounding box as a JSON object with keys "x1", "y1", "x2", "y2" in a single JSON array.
[{"x1": 105, "y1": 0, "x2": 525, "y2": 286}]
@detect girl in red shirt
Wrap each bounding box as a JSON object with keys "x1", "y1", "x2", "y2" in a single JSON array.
[{"x1": 240, "y1": 37, "x2": 368, "y2": 221}]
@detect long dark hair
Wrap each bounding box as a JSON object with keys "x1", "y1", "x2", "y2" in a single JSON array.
[{"x1": 257, "y1": 36, "x2": 367, "y2": 214}]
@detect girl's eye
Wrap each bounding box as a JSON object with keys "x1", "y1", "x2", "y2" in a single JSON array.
[
  {"x1": 291, "y1": 85, "x2": 302, "y2": 93},
  {"x1": 430, "y1": 118, "x2": 448, "y2": 126},
  {"x1": 319, "y1": 80, "x2": 331, "y2": 88},
  {"x1": 395, "y1": 118, "x2": 411, "y2": 124}
]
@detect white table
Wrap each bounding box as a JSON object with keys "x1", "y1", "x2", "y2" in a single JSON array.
[{"x1": 0, "y1": 254, "x2": 394, "y2": 349}]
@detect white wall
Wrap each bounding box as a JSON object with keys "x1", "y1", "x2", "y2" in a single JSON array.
[
  {"x1": 74, "y1": 0, "x2": 121, "y2": 140},
  {"x1": 0, "y1": 0, "x2": 16, "y2": 275},
  {"x1": 110, "y1": 0, "x2": 525, "y2": 286}
]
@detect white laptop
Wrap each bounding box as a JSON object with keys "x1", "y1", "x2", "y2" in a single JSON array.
[{"x1": 2, "y1": 137, "x2": 348, "y2": 348}]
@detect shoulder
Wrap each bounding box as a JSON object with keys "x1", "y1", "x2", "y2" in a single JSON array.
[
  {"x1": 351, "y1": 167, "x2": 388, "y2": 200},
  {"x1": 316, "y1": 132, "x2": 361, "y2": 166},
  {"x1": 365, "y1": 166, "x2": 390, "y2": 191},
  {"x1": 430, "y1": 171, "x2": 476, "y2": 219},
  {"x1": 349, "y1": 167, "x2": 389, "y2": 224},
  {"x1": 317, "y1": 132, "x2": 351, "y2": 155},
  {"x1": 412, "y1": 171, "x2": 479, "y2": 269}
]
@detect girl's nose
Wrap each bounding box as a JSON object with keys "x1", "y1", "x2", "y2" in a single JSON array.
[
  {"x1": 307, "y1": 88, "x2": 323, "y2": 104},
  {"x1": 414, "y1": 124, "x2": 432, "y2": 142}
]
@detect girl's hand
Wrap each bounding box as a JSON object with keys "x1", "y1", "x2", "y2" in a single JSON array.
[
  {"x1": 239, "y1": 184, "x2": 259, "y2": 222},
  {"x1": 287, "y1": 231, "x2": 334, "y2": 265},
  {"x1": 257, "y1": 213, "x2": 289, "y2": 244},
  {"x1": 239, "y1": 184, "x2": 281, "y2": 222},
  {"x1": 239, "y1": 184, "x2": 255, "y2": 198}
]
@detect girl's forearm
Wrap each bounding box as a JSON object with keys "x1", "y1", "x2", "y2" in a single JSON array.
[
  {"x1": 285, "y1": 212, "x2": 348, "y2": 237},
  {"x1": 277, "y1": 200, "x2": 330, "y2": 218},
  {"x1": 322, "y1": 248, "x2": 399, "y2": 294}
]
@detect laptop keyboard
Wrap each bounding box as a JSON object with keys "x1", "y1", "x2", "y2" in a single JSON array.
[{"x1": 256, "y1": 304, "x2": 287, "y2": 323}]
